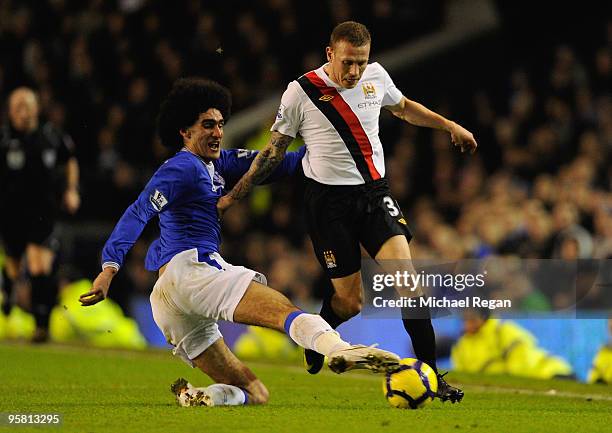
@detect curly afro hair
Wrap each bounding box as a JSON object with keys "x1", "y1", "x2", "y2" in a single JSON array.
[{"x1": 157, "y1": 77, "x2": 231, "y2": 151}]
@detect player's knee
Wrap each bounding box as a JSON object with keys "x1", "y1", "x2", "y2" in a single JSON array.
[
  {"x1": 3, "y1": 262, "x2": 20, "y2": 281},
  {"x1": 26, "y1": 247, "x2": 54, "y2": 276},
  {"x1": 28, "y1": 265, "x2": 46, "y2": 277},
  {"x1": 246, "y1": 380, "x2": 269, "y2": 405},
  {"x1": 26, "y1": 258, "x2": 53, "y2": 276}
]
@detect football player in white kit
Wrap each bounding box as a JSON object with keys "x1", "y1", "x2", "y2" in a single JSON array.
[
  {"x1": 218, "y1": 21, "x2": 477, "y2": 403},
  {"x1": 79, "y1": 77, "x2": 400, "y2": 407}
]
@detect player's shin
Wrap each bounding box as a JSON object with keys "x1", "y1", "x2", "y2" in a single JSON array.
[
  {"x1": 285, "y1": 311, "x2": 400, "y2": 373},
  {"x1": 284, "y1": 311, "x2": 350, "y2": 355},
  {"x1": 319, "y1": 293, "x2": 346, "y2": 329},
  {"x1": 401, "y1": 299, "x2": 438, "y2": 373},
  {"x1": 30, "y1": 274, "x2": 58, "y2": 332},
  {"x1": 1, "y1": 268, "x2": 13, "y2": 315}
]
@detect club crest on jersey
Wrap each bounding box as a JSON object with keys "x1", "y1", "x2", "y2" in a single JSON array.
[
  {"x1": 323, "y1": 250, "x2": 337, "y2": 269},
  {"x1": 149, "y1": 189, "x2": 168, "y2": 211},
  {"x1": 276, "y1": 104, "x2": 285, "y2": 119},
  {"x1": 212, "y1": 172, "x2": 225, "y2": 192},
  {"x1": 362, "y1": 82, "x2": 377, "y2": 99},
  {"x1": 319, "y1": 94, "x2": 334, "y2": 102}
]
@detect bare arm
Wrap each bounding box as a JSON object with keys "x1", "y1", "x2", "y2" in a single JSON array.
[
  {"x1": 63, "y1": 156, "x2": 81, "y2": 214},
  {"x1": 385, "y1": 96, "x2": 477, "y2": 153},
  {"x1": 65, "y1": 156, "x2": 79, "y2": 189},
  {"x1": 217, "y1": 131, "x2": 294, "y2": 215},
  {"x1": 79, "y1": 267, "x2": 116, "y2": 306}
]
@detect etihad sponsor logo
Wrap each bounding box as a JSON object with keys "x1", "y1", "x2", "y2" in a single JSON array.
[
  {"x1": 362, "y1": 82, "x2": 377, "y2": 99},
  {"x1": 357, "y1": 100, "x2": 382, "y2": 109},
  {"x1": 319, "y1": 94, "x2": 335, "y2": 102}
]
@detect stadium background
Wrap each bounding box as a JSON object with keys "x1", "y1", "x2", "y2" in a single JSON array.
[{"x1": 0, "y1": 0, "x2": 610, "y2": 381}]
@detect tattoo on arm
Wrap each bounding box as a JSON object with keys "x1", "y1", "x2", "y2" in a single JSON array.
[{"x1": 228, "y1": 132, "x2": 293, "y2": 201}]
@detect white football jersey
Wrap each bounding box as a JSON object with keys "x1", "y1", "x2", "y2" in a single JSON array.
[{"x1": 271, "y1": 62, "x2": 403, "y2": 185}]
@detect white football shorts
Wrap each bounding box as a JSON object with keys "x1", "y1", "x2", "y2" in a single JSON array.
[{"x1": 150, "y1": 248, "x2": 267, "y2": 367}]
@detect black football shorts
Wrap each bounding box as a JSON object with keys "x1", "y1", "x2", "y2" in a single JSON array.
[
  {"x1": 304, "y1": 178, "x2": 412, "y2": 279},
  {"x1": 0, "y1": 209, "x2": 57, "y2": 258}
]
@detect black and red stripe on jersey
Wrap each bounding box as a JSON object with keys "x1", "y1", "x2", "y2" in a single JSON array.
[{"x1": 297, "y1": 71, "x2": 381, "y2": 183}]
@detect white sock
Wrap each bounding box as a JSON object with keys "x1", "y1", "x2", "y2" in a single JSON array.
[
  {"x1": 286, "y1": 312, "x2": 350, "y2": 355},
  {"x1": 194, "y1": 384, "x2": 247, "y2": 406}
]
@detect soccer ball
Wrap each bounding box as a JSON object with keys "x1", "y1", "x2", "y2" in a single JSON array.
[{"x1": 382, "y1": 358, "x2": 438, "y2": 409}]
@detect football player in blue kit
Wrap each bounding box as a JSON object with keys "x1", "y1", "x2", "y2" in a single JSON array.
[{"x1": 79, "y1": 77, "x2": 400, "y2": 407}]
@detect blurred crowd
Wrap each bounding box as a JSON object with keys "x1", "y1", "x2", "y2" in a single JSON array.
[
  {"x1": 0, "y1": 1, "x2": 610, "y2": 316},
  {"x1": 0, "y1": 0, "x2": 441, "y2": 189},
  {"x1": 399, "y1": 45, "x2": 611, "y2": 263}
]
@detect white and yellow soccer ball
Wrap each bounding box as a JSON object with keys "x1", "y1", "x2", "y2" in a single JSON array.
[{"x1": 382, "y1": 358, "x2": 438, "y2": 409}]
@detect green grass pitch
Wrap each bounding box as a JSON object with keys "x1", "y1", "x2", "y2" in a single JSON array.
[{"x1": 1, "y1": 342, "x2": 612, "y2": 433}]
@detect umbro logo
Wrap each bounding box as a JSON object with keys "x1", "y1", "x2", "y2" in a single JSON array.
[{"x1": 319, "y1": 94, "x2": 334, "y2": 102}]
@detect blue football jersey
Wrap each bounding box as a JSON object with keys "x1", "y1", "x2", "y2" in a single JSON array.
[{"x1": 101, "y1": 146, "x2": 305, "y2": 271}]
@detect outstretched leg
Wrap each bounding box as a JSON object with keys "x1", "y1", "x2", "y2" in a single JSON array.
[
  {"x1": 306, "y1": 271, "x2": 363, "y2": 374},
  {"x1": 233, "y1": 280, "x2": 399, "y2": 374}
]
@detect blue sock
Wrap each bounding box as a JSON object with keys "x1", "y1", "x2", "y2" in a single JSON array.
[
  {"x1": 239, "y1": 387, "x2": 249, "y2": 405},
  {"x1": 283, "y1": 310, "x2": 305, "y2": 335}
]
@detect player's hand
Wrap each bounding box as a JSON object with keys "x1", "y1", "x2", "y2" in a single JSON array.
[
  {"x1": 217, "y1": 195, "x2": 235, "y2": 219},
  {"x1": 448, "y1": 122, "x2": 478, "y2": 154},
  {"x1": 63, "y1": 188, "x2": 81, "y2": 214},
  {"x1": 79, "y1": 268, "x2": 115, "y2": 306}
]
